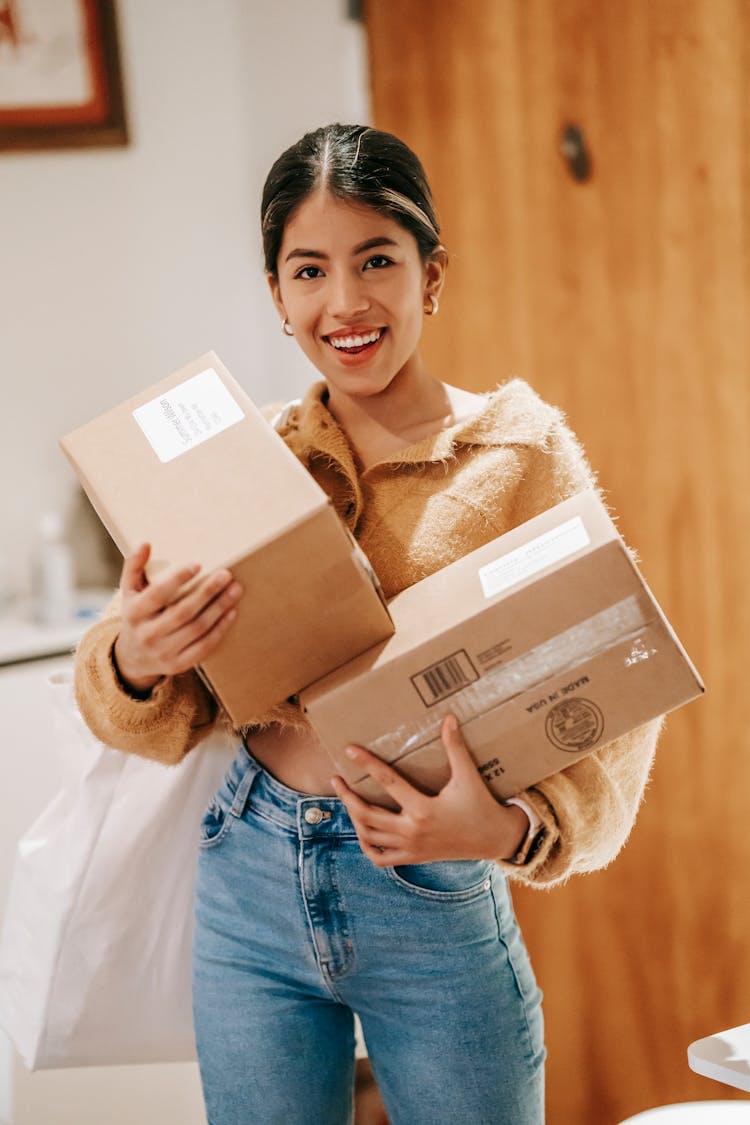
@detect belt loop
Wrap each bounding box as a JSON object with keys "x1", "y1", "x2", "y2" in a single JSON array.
[{"x1": 229, "y1": 754, "x2": 260, "y2": 819}]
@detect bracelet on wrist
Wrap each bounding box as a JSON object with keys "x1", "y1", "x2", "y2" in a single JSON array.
[{"x1": 502, "y1": 796, "x2": 546, "y2": 866}]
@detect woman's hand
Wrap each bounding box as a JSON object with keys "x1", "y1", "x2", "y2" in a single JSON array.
[
  {"x1": 112, "y1": 543, "x2": 243, "y2": 694},
  {"x1": 331, "y1": 714, "x2": 530, "y2": 865}
]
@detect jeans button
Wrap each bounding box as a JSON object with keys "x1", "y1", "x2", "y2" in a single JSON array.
[{"x1": 304, "y1": 807, "x2": 325, "y2": 825}]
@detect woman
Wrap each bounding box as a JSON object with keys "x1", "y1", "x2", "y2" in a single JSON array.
[{"x1": 75, "y1": 124, "x2": 661, "y2": 1125}]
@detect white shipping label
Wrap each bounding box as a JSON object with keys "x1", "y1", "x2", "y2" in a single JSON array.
[
  {"x1": 479, "y1": 515, "x2": 591, "y2": 599},
  {"x1": 133, "y1": 368, "x2": 244, "y2": 463}
]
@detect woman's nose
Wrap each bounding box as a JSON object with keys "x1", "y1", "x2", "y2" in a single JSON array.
[{"x1": 327, "y1": 270, "x2": 370, "y2": 319}]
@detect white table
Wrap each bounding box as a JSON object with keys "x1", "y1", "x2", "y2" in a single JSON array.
[{"x1": 688, "y1": 1022, "x2": 750, "y2": 1095}]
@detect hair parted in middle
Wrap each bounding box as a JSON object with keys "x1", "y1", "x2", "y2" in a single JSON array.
[{"x1": 261, "y1": 123, "x2": 443, "y2": 278}]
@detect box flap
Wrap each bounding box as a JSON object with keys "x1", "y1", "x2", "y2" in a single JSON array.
[{"x1": 60, "y1": 352, "x2": 328, "y2": 573}]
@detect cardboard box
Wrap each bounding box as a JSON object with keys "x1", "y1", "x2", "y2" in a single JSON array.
[
  {"x1": 60, "y1": 352, "x2": 393, "y2": 726},
  {"x1": 301, "y1": 490, "x2": 704, "y2": 806}
]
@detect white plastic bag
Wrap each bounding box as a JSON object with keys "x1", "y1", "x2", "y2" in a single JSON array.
[{"x1": 0, "y1": 670, "x2": 237, "y2": 1069}]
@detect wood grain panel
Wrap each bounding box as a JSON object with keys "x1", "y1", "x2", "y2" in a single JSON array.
[{"x1": 366, "y1": 2, "x2": 750, "y2": 1121}]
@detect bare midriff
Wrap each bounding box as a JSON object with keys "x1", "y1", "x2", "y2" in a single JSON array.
[{"x1": 246, "y1": 723, "x2": 340, "y2": 796}]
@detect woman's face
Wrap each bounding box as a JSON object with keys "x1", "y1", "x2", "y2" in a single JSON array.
[{"x1": 269, "y1": 190, "x2": 444, "y2": 399}]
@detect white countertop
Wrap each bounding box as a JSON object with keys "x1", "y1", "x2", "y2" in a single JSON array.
[{"x1": 0, "y1": 589, "x2": 111, "y2": 666}]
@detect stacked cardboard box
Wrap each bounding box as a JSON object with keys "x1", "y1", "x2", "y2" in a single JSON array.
[{"x1": 301, "y1": 490, "x2": 704, "y2": 806}]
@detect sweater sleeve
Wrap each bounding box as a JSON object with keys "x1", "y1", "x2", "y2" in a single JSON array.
[
  {"x1": 73, "y1": 592, "x2": 219, "y2": 765},
  {"x1": 496, "y1": 410, "x2": 663, "y2": 887}
]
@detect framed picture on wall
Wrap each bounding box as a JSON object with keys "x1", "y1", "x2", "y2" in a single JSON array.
[{"x1": 0, "y1": 0, "x2": 127, "y2": 151}]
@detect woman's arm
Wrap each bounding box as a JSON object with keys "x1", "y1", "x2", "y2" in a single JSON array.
[{"x1": 74, "y1": 545, "x2": 241, "y2": 765}]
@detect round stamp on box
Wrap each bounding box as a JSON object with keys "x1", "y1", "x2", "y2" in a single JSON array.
[{"x1": 545, "y1": 698, "x2": 604, "y2": 752}]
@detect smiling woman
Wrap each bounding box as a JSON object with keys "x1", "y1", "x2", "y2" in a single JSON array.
[{"x1": 72, "y1": 122, "x2": 664, "y2": 1124}]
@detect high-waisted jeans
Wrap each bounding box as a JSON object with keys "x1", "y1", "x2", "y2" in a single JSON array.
[{"x1": 192, "y1": 743, "x2": 545, "y2": 1125}]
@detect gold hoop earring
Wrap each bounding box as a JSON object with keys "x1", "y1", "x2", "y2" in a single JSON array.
[
  {"x1": 282, "y1": 319, "x2": 294, "y2": 336},
  {"x1": 424, "y1": 295, "x2": 439, "y2": 317}
]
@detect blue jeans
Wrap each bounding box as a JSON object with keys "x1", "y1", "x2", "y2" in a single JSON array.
[{"x1": 192, "y1": 744, "x2": 545, "y2": 1125}]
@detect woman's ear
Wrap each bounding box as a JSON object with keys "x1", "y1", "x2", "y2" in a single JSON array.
[
  {"x1": 424, "y1": 245, "x2": 448, "y2": 303},
  {"x1": 267, "y1": 273, "x2": 286, "y2": 321}
]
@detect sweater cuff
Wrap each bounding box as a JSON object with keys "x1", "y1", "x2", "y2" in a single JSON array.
[
  {"x1": 77, "y1": 615, "x2": 178, "y2": 712},
  {"x1": 494, "y1": 787, "x2": 560, "y2": 883},
  {"x1": 74, "y1": 615, "x2": 216, "y2": 763}
]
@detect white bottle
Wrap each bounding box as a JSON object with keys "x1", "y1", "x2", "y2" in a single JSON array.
[{"x1": 35, "y1": 512, "x2": 75, "y2": 627}]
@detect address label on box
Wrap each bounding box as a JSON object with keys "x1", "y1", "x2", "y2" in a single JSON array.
[
  {"x1": 133, "y1": 368, "x2": 244, "y2": 463},
  {"x1": 479, "y1": 515, "x2": 590, "y2": 598}
]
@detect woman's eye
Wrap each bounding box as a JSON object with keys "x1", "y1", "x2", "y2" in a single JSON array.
[
  {"x1": 363, "y1": 255, "x2": 393, "y2": 270},
  {"x1": 295, "y1": 265, "x2": 323, "y2": 280}
]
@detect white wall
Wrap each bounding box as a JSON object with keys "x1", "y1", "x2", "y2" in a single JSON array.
[{"x1": 0, "y1": 0, "x2": 370, "y2": 602}]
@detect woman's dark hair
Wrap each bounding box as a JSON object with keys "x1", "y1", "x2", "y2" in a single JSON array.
[{"x1": 261, "y1": 123, "x2": 442, "y2": 277}]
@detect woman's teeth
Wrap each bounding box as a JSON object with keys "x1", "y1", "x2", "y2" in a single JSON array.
[{"x1": 328, "y1": 329, "x2": 382, "y2": 350}]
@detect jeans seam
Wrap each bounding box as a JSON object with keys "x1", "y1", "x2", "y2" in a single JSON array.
[
  {"x1": 297, "y1": 840, "x2": 347, "y2": 1004},
  {"x1": 328, "y1": 839, "x2": 355, "y2": 981},
  {"x1": 384, "y1": 862, "x2": 493, "y2": 902},
  {"x1": 489, "y1": 881, "x2": 538, "y2": 1065}
]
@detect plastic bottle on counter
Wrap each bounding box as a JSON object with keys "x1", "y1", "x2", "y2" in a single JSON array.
[{"x1": 34, "y1": 512, "x2": 75, "y2": 627}]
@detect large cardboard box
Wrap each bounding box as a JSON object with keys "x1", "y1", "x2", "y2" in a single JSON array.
[
  {"x1": 60, "y1": 352, "x2": 393, "y2": 726},
  {"x1": 301, "y1": 490, "x2": 704, "y2": 806}
]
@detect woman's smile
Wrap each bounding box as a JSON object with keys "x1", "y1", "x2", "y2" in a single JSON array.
[{"x1": 324, "y1": 326, "x2": 387, "y2": 363}]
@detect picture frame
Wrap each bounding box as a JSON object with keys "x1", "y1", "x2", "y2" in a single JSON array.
[{"x1": 0, "y1": 0, "x2": 127, "y2": 152}]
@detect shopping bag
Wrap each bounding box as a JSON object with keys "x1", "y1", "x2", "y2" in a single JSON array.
[{"x1": 0, "y1": 669, "x2": 238, "y2": 1070}]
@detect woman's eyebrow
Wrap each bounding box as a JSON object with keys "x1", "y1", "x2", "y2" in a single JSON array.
[
  {"x1": 284, "y1": 247, "x2": 327, "y2": 262},
  {"x1": 352, "y1": 236, "x2": 399, "y2": 254},
  {"x1": 284, "y1": 236, "x2": 399, "y2": 263}
]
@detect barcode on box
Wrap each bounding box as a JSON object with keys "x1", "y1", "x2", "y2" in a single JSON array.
[{"x1": 411, "y1": 650, "x2": 480, "y2": 707}]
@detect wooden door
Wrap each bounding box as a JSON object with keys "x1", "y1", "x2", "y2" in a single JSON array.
[{"x1": 365, "y1": 2, "x2": 750, "y2": 1121}]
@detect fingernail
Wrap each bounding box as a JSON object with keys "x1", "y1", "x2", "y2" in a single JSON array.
[
  {"x1": 445, "y1": 714, "x2": 458, "y2": 732},
  {"x1": 345, "y1": 746, "x2": 361, "y2": 759}
]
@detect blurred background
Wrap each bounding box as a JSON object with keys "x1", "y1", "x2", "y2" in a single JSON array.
[{"x1": 1, "y1": 1, "x2": 749, "y2": 1123}]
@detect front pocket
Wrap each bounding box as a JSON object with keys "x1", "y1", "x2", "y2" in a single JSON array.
[
  {"x1": 199, "y1": 746, "x2": 255, "y2": 849},
  {"x1": 199, "y1": 795, "x2": 229, "y2": 846},
  {"x1": 385, "y1": 859, "x2": 494, "y2": 902}
]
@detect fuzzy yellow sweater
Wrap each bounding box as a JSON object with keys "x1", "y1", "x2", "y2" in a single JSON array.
[{"x1": 75, "y1": 378, "x2": 662, "y2": 888}]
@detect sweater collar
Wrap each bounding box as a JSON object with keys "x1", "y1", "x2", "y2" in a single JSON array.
[{"x1": 288, "y1": 377, "x2": 557, "y2": 471}]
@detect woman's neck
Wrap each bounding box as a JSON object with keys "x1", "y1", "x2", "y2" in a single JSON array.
[{"x1": 325, "y1": 360, "x2": 485, "y2": 470}]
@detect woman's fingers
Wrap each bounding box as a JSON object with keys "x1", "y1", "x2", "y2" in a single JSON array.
[
  {"x1": 137, "y1": 575, "x2": 241, "y2": 665},
  {"x1": 119, "y1": 543, "x2": 152, "y2": 596},
  {"x1": 125, "y1": 561, "x2": 202, "y2": 622},
  {"x1": 167, "y1": 580, "x2": 242, "y2": 658},
  {"x1": 331, "y1": 775, "x2": 401, "y2": 826},
  {"x1": 343, "y1": 745, "x2": 423, "y2": 810},
  {"x1": 162, "y1": 570, "x2": 239, "y2": 633},
  {"x1": 332, "y1": 767, "x2": 442, "y2": 866},
  {"x1": 440, "y1": 713, "x2": 482, "y2": 786},
  {"x1": 165, "y1": 603, "x2": 240, "y2": 674},
  {"x1": 125, "y1": 561, "x2": 238, "y2": 633}
]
